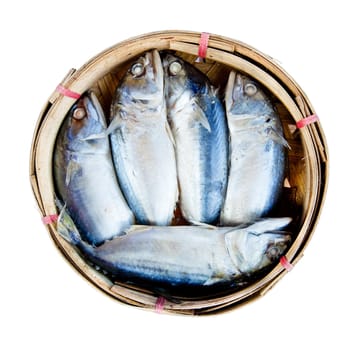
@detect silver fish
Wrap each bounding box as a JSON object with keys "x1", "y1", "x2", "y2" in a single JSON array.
[
  {"x1": 109, "y1": 50, "x2": 178, "y2": 225},
  {"x1": 53, "y1": 91, "x2": 134, "y2": 246},
  {"x1": 162, "y1": 54, "x2": 228, "y2": 224},
  {"x1": 58, "y1": 211, "x2": 291, "y2": 289},
  {"x1": 221, "y1": 72, "x2": 288, "y2": 225}
]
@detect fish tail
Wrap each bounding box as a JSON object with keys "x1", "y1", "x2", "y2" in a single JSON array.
[
  {"x1": 56, "y1": 203, "x2": 83, "y2": 246},
  {"x1": 268, "y1": 126, "x2": 291, "y2": 149}
]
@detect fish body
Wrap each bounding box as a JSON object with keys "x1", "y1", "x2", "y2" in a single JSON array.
[
  {"x1": 162, "y1": 54, "x2": 228, "y2": 224},
  {"x1": 53, "y1": 92, "x2": 134, "y2": 246},
  {"x1": 221, "y1": 72, "x2": 287, "y2": 225},
  {"x1": 58, "y1": 211, "x2": 291, "y2": 290},
  {"x1": 109, "y1": 50, "x2": 178, "y2": 225}
]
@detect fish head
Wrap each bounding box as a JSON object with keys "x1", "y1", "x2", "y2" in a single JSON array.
[
  {"x1": 238, "y1": 231, "x2": 291, "y2": 274},
  {"x1": 62, "y1": 91, "x2": 107, "y2": 152},
  {"x1": 162, "y1": 53, "x2": 207, "y2": 105},
  {"x1": 225, "y1": 71, "x2": 277, "y2": 129},
  {"x1": 226, "y1": 218, "x2": 292, "y2": 274},
  {"x1": 117, "y1": 50, "x2": 164, "y2": 108}
]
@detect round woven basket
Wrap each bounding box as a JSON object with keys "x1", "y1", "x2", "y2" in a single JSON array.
[{"x1": 29, "y1": 30, "x2": 328, "y2": 315}]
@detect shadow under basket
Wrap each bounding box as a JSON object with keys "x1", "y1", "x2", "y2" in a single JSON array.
[{"x1": 29, "y1": 30, "x2": 328, "y2": 315}]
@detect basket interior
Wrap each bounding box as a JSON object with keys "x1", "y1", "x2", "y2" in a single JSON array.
[{"x1": 52, "y1": 49, "x2": 312, "y2": 300}]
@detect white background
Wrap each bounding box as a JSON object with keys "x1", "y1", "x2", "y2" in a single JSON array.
[{"x1": 1, "y1": 1, "x2": 359, "y2": 349}]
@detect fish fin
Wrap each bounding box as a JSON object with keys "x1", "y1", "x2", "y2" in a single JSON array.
[
  {"x1": 56, "y1": 204, "x2": 82, "y2": 246},
  {"x1": 80, "y1": 131, "x2": 107, "y2": 141},
  {"x1": 65, "y1": 159, "x2": 81, "y2": 186},
  {"x1": 268, "y1": 127, "x2": 291, "y2": 149},
  {"x1": 54, "y1": 196, "x2": 65, "y2": 211},
  {"x1": 204, "y1": 276, "x2": 224, "y2": 286},
  {"x1": 123, "y1": 225, "x2": 153, "y2": 235},
  {"x1": 165, "y1": 121, "x2": 176, "y2": 147},
  {"x1": 191, "y1": 99, "x2": 211, "y2": 132},
  {"x1": 106, "y1": 113, "x2": 123, "y2": 135},
  {"x1": 188, "y1": 219, "x2": 217, "y2": 229},
  {"x1": 211, "y1": 86, "x2": 219, "y2": 96},
  {"x1": 245, "y1": 217, "x2": 292, "y2": 234},
  {"x1": 210, "y1": 86, "x2": 222, "y2": 99},
  {"x1": 107, "y1": 111, "x2": 140, "y2": 136}
]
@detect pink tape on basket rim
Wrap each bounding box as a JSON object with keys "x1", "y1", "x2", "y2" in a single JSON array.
[
  {"x1": 280, "y1": 256, "x2": 294, "y2": 272},
  {"x1": 56, "y1": 85, "x2": 81, "y2": 100},
  {"x1": 155, "y1": 296, "x2": 166, "y2": 314},
  {"x1": 296, "y1": 114, "x2": 319, "y2": 129},
  {"x1": 42, "y1": 214, "x2": 58, "y2": 225},
  {"x1": 196, "y1": 32, "x2": 210, "y2": 62}
]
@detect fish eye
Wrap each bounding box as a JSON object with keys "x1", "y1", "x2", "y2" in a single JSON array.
[
  {"x1": 169, "y1": 61, "x2": 182, "y2": 76},
  {"x1": 245, "y1": 83, "x2": 257, "y2": 96},
  {"x1": 131, "y1": 62, "x2": 145, "y2": 78},
  {"x1": 266, "y1": 245, "x2": 281, "y2": 261},
  {"x1": 72, "y1": 107, "x2": 87, "y2": 120}
]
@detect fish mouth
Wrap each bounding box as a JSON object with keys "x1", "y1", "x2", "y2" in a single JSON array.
[
  {"x1": 225, "y1": 71, "x2": 237, "y2": 111},
  {"x1": 146, "y1": 50, "x2": 163, "y2": 87},
  {"x1": 82, "y1": 91, "x2": 106, "y2": 127}
]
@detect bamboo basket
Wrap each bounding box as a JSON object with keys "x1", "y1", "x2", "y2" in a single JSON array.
[{"x1": 29, "y1": 30, "x2": 328, "y2": 315}]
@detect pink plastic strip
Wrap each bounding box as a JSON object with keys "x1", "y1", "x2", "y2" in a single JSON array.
[
  {"x1": 296, "y1": 114, "x2": 319, "y2": 129},
  {"x1": 280, "y1": 256, "x2": 294, "y2": 272},
  {"x1": 56, "y1": 85, "x2": 81, "y2": 99},
  {"x1": 42, "y1": 214, "x2": 58, "y2": 225},
  {"x1": 198, "y1": 32, "x2": 210, "y2": 59},
  {"x1": 155, "y1": 296, "x2": 166, "y2": 313}
]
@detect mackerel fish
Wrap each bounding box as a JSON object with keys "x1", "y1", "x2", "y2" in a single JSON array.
[
  {"x1": 221, "y1": 72, "x2": 288, "y2": 225},
  {"x1": 109, "y1": 50, "x2": 178, "y2": 225},
  {"x1": 53, "y1": 92, "x2": 134, "y2": 246},
  {"x1": 162, "y1": 53, "x2": 228, "y2": 224},
  {"x1": 58, "y1": 209, "x2": 291, "y2": 292}
]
